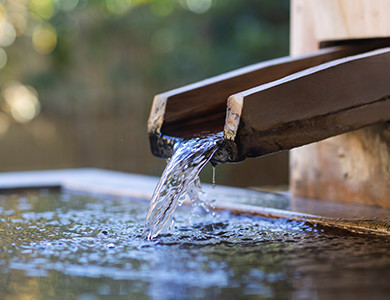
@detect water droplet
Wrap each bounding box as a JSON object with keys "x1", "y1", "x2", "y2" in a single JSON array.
[{"x1": 212, "y1": 164, "x2": 216, "y2": 189}]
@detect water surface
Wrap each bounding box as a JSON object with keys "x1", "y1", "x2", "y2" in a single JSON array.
[{"x1": 1, "y1": 191, "x2": 390, "y2": 299}]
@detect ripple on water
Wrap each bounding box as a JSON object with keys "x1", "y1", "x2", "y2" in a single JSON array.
[{"x1": 1, "y1": 191, "x2": 390, "y2": 299}]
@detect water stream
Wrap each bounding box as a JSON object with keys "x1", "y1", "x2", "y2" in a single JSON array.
[{"x1": 143, "y1": 133, "x2": 223, "y2": 239}]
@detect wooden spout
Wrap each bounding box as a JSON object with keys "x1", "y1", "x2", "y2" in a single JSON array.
[
  {"x1": 148, "y1": 44, "x2": 390, "y2": 163},
  {"x1": 225, "y1": 47, "x2": 390, "y2": 161}
]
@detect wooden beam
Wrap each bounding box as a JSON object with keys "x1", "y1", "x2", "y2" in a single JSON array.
[
  {"x1": 226, "y1": 47, "x2": 390, "y2": 161},
  {"x1": 148, "y1": 44, "x2": 379, "y2": 139},
  {"x1": 148, "y1": 43, "x2": 388, "y2": 159},
  {"x1": 291, "y1": 0, "x2": 390, "y2": 56}
]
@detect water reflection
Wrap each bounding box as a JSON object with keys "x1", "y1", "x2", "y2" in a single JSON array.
[{"x1": 1, "y1": 191, "x2": 390, "y2": 299}]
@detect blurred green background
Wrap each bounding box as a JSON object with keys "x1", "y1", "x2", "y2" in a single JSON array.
[{"x1": 0, "y1": 0, "x2": 290, "y2": 188}]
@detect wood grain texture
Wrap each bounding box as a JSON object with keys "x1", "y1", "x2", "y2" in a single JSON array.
[
  {"x1": 290, "y1": 0, "x2": 390, "y2": 208},
  {"x1": 291, "y1": 124, "x2": 390, "y2": 207},
  {"x1": 148, "y1": 45, "x2": 376, "y2": 140},
  {"x1": 291, "y1": 0, "x2": 390, "y2": 55},
  {"x1": 227, "y1": 48, "x2": 390, "y2": 161},
  {"x1": 148, "y1": 0, "x2": 390, "y2": 207}
]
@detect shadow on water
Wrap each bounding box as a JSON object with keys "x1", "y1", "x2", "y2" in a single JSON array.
[{"x1": 1, "y1": 191, "x2": 390, "y2": 299}]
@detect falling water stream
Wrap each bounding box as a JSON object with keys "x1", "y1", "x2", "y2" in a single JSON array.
[{"x1": 143, "y1": 133, "x2": 223, "y2": 239}]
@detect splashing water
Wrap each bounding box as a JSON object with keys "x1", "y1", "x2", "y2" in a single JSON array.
[{"x1": 143, "y1": 133, "x2": 223, "y2": 239}]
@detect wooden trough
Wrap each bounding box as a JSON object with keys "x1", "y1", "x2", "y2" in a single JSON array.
[{"x1": 148, "y1": 0, "x2": 390, "y2": 208}]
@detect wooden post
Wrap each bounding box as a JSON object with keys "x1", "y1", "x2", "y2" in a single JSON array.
[{"x1": 290, "y1": 0, "x2": 390, "y2": 208}]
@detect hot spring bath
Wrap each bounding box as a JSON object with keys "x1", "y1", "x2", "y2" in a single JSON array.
[{"x1": 1, "y1": 172, "x2": 390, "y2": 299}]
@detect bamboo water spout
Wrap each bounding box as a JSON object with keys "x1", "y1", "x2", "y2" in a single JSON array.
[{"x1": 148, "y1": 43, "x2": 390, "y2": 163}]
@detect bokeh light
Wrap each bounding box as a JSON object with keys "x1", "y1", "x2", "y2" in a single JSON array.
[
  {"x1": 186, "y1": 0, "x2": 212, "y2": 14},
  {"x1": 8, "y1": 12, "x2": 27, "y2": 36},
  {"x1": 0, "y1": 0, "x2": 290, "y2": 186},
  {"x1": 2, "y1": 82, "x2": 41, "y2": 123},
  {"x1": 0, "y1": 4, "x2": 7, "y2": 22},
  {"x1": 0, "y1": 21, "x2": 16, "y2": 47},
  {"x1": 5, "y1": 0, "x2": 29, "y2": 35},
  {"x1": 106, "y1": 0, "x2": 132, "y2": 15},
  {"x1": 32, "y1": 23, "x2": 57, "y2": 54},
  {"x1": 150, "y1": 0, "x2": 175, "y2": 17},
  {"x1": 29, "y1": 0, "x2": 56, "y2": 20}
]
